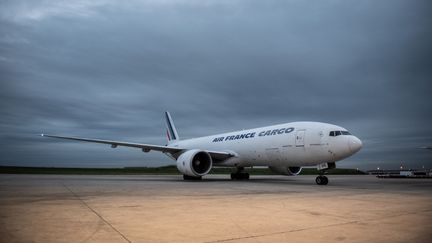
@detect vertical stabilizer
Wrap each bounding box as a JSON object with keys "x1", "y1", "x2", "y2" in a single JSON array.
[{"x1": 165, "y1": 111, "x2": 180, "y2": 144}]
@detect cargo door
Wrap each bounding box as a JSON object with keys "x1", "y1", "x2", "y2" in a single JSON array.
[
  {"x1": 265, "y1": 148, "x2": 281, "y2": 163},
  {"x1": 295, "y1": 130, "x2": 305, "y2": 147}
]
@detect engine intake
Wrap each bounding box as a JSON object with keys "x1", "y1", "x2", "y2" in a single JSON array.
[
  {"x1": 177, "y1": 149, "x2": 213, "y2": 177},
  {"x1": 269, "y1": 166, "x2": 302, "y2": 176}
]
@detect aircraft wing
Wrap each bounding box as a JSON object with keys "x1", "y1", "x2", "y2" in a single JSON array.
[{"x1": 41, "y1": 134, "x2": 234, "y2": 160}]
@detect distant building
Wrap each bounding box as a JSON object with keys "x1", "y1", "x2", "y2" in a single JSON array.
[
  {"x1": 367, "y1": 169, "x2": 431, "y2": 178},
  {"x1": 399, "y1": 171, "x2": 412, "y2": 177}
]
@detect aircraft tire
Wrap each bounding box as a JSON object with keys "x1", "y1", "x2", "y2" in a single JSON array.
[
  {"x1": 231, "y1": 173, "x2": 250, "y2": 180},
  {"x1": 316, "y1": 175, "x2": 328, "y2": 185},
  {"x1": 183, "y1": 175, "x2": 202, "y2": 181}
]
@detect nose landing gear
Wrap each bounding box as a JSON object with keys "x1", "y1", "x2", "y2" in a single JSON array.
[
  {"x1": 316, "y1": 162, "x2": 335, "y2": 185},
  {"x1": 315, "y1": 175, "x2": 328, "y2": 185}
]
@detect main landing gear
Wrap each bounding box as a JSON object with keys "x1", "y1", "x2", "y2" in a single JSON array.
[
  {"x1": 230, "y1": 167, "x2": 250, "y2": 180},
  {"x1": 183, "y1": 175, "x2": 202, "y2": 180},
  {"x1": 315, "y1": 175, "x2": 328, "y2": 185}
]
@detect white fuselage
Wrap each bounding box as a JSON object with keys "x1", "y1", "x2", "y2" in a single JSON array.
[{"x1": 170, "y1": 122, "x2": 362, "y2": 167}]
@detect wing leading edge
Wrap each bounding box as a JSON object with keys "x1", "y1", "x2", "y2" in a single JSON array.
[{"x1": 40, "y1": 134, "x2": 234, "y2": 161}]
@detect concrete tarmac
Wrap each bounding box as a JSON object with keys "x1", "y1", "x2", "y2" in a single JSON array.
[{"x1": 0, "y1": 174, "x2": 431, "y2": 243}]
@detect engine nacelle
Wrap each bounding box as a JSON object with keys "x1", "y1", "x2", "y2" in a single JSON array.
[
  {"x1": 269, "y1": 166, "x2": 302, "y2": 176},
  {"x1": 176, "y1": 149, "x2": 213, "y2": 177}
]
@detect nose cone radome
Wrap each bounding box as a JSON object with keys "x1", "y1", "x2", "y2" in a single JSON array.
[{"x1": 349, "y1": 136, "x2": 362, "y2": 153}]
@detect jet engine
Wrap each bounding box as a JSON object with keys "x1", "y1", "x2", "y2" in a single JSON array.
[
  {"x1": 176, "y1": 149, "x2": 212, "y2": 177},
  {"x1": 269, "y1": 166, "x2": 302, "y2": 176}
]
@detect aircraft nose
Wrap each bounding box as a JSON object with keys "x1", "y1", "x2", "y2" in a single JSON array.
[{"x1": 348, "y1": 136, "x2": 362, "y2": 153}]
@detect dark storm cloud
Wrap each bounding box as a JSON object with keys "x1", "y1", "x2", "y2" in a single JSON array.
[{"x1": 1, "y1": 0, "x2": 431, "y2": 169}]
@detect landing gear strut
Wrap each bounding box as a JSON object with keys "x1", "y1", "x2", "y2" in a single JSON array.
[
  {"x1": 230, "y1": 167, "x2": 250, "y2": 180},
  {"x1": 316, "y1": 162, "x2": 335, "y2": 185},
  {"x1": 315, "y1": 175, "x2": 328, "y2": 185}
]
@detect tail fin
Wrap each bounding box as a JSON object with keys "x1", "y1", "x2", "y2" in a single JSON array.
[{"x1": 165, "y1": 111, "x2": 180, "y2": 144}]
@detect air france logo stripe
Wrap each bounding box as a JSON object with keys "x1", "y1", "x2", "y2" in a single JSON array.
[
  {"x1": 165, "y1": 113, "x2": 177, "y2": 140},
  {"x1": 166, "y1": 130, "x2": 171, "y2": 141}
]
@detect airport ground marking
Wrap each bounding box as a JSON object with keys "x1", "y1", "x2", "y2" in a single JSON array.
[
  {"x1": 204, "y1": 220, "x2": 359, "y2": 243},
  {"x1": 61, "y1": 183, "x2": 132, "y2": 243},
  {"x1": 206, "y1": 207, "x2": 432, "y2": 243}
]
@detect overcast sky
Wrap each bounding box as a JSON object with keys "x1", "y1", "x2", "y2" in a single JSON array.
[{"x1": 1, "y1": 0, "x2": 431, "y2": 170}]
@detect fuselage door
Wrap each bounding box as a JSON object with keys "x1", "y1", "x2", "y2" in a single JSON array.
[
  {"x1": 295, "y1": 130, "x2": 305, "y2": 147},
  {"x1": 265, "y1": 148, "x2": 282, "y2": 164}
]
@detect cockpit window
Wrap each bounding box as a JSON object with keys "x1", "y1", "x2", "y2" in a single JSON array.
[{"x1": 329, "y1": 130, "x2": 351, "y2": 136}]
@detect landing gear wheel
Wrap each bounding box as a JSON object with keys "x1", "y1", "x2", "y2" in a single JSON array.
[
  {"x1": 230, "y1": 172, "x2": 250, "y2": 180},
  {"x1": 183, "y1": 175, "x2": 202, "y2": 181},
  {"x1": 315, "y1": 175, "x2": 328, "y2": 185}
]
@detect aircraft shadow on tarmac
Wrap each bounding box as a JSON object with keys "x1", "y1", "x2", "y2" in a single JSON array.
[
  {"x1": 58, "y1": 175, "x2": 432, "y2": 192},
  {"x1": 59, "y1": 175, "x2": 343, "y2": 186}
]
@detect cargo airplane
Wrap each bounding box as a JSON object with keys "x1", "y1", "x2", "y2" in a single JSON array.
[{"x1": 41, "y1": 111, "x2": 362, "y2": 185}]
